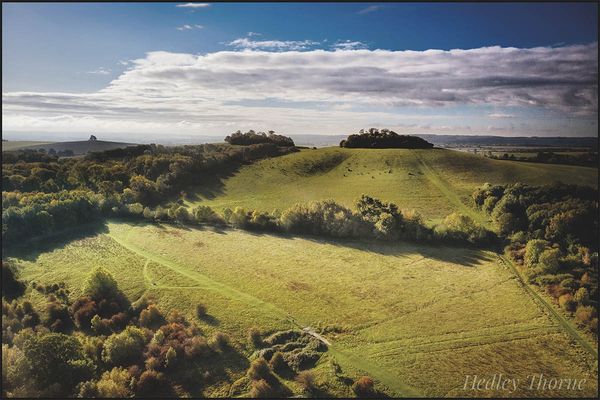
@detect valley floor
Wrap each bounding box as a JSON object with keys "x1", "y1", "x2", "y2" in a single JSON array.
[{"x1": 10, "y1": 221, "x2": 598, "y2": 397}]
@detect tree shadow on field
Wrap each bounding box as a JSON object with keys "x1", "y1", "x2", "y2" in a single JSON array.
[
  {"x1": 237, "y1": 229, "x2": 493, "y2": 267},
  {"x1": 2, "y1": 220, "x2": 109, "y2": 262}
]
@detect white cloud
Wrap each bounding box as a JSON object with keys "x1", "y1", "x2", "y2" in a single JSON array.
[
  {"x1": 247, "y1": 32, "x2": 262, "y2": 37},
  {"x1": 488, "y1": 113, "x2": 515, "y2": 119},
  {"x1": 176, "y1": 24, "x2": 204, "y2": 31},
  {"x1": 332, "y1": 40, "x2": 368, "y2": 51},
  {"x1": 86, "y1": 67, "x2": 111, "y2": 75},
  {"x1": 357, "y1": 5, "x2": 383, "y2": 15},
  {"x1": 176, "y1": 3, "x2": 210, "y2": 8},
  {"x1": 3, "y1": 43, "x2": 597, "y2": 138},
  {"x1": 227, "y1": 37, "x2": 320, "y2": 51}
]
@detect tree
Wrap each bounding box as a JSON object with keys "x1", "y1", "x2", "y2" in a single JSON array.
[
  {"x1": 89, "y1": 135, "x2": 97, "y2": 141},
  {"x1": 102, "y1": 326, "x2": 146, "y2": 366},
  {"x1": 2, "y1": 261, "x2": 26, "y2": 300},
  {"x1": 20, "y1": 333, "x2": 95, "y2": 394},
  {"x1": 352, "y1": 376, "x2": 376, "y2": 397},
  {"x1": 95, "y1": 367, "x2": 133, "y2": 398}
]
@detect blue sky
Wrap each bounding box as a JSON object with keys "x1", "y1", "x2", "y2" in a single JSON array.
[{"x1": 2, "y1": 2, "x2": 598, "y2": 140}]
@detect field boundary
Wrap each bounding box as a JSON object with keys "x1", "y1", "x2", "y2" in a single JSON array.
[{"x1": 498, "y1": 256, "x2": 598, "y2": 360}]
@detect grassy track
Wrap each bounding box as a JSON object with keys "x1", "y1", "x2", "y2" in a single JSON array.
[
  {"x1": 108, "y1": 227, "x2": 422, "y2": 397},
  {"x1": 498, "y1": 256, "x2": 598, "y2": 360}
]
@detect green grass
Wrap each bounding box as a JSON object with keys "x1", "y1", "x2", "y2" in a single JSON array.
[
  {"x1": 9, "y1": 221, "x2": 598, "y2": 397},
  {"x1": 186, "y1": 147, "x2": 597, "y2": 222}
]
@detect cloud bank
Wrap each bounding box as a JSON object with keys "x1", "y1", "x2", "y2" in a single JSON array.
[{"x1": 3, "y1": 43, "x2": 597, "y2": 138}]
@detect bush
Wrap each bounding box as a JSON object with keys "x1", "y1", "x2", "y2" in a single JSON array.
[
  {"x1": 102, "y1": 326, "x2": 147, "y2": 366},
  {"x1": 558, "y1": 294, "x2": 576, "y2": 312},
  {"x1": 250, "y1": 379, "x2": 278, "y2": 398},
  {"x1": 340, "y1": 129, "x2": 433, "y2": 149},
  {"x1": 209, "y1": 332, "x2": 230, "y2": 352},
  {"x1": 71, "y1": 297, "x2": 99, "y2": 331},
  {"x1": 575, "y1": 305, "x2": 596, "y2": 324},
  {"x1": 296, "y1": 371, "x2": 317, "y2": 394},
  {"x1": 136, "y1": 370, "x2": 170, "y2": 397},
  {"x1": 248, "y1": 358, "x2": 272, "y2": 381},
  {"x1": 95, "y1": 367, "x2": 133, "y2": 398},
  {"x1": 269, "y1": 351, "x2": 287, "y2": 372},
  {"x1": 352, "y1": 376, "x2": 376, "y2": 397},
  {"x1": 139, "y1": 305, "x2": 166, "y2": 330}
]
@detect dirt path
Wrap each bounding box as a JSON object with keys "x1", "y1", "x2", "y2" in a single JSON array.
[{"x1": 108, "y1": 228, "x2": 422, "y2": 397}]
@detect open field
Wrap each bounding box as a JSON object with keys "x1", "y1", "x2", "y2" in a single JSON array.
[
  {"x1": 187, "y1": 147, "x2": 598, "y2": 223},
  {"x1": 7, "y1": 221, "x2": 598, "y2": 397}
]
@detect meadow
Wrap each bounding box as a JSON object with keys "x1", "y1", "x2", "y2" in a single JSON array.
[
  {"x1": 186, "y1": 148, "x2": 597, "y2": 223},
  {"x1": 7, "y1": 220, "x2": 598, "y2": 397}
]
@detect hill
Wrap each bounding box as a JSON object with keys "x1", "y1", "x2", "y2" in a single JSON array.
[
  {"x1": 1, "y1": 140, "x2": 54, "y2": 151},
  {"x1": 5, "y1": 139, "x2": 137, "y2": 156},
  {"x1": 8, "y1": 221, "x2": 597, "y2": 397},
  {"x1": 187, "y1": 147, "x2": 598, "y2": 223}
]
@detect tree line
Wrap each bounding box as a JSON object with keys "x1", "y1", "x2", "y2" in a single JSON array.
[{"x1": 472, "y1": 182, "x2": 598, "y2": 336}]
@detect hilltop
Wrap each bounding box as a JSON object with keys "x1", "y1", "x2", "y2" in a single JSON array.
[
  {"x1": 187, "y1": 147, "x2": 598, "y2": 222},
  {"x1": 2, "y1": 139, "x2": 136, "y2": 156}
]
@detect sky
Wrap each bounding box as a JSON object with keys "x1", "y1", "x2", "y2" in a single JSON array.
[{"x1": 2, "y1": 2, "x2": 598, "y2": 141}]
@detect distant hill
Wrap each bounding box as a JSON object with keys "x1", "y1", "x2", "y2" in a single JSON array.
[
  {"x1": 288, "y1": 134, "x2": 598, "y2": 149},
  {"x1": 1, "y1": 140, "x2": 54, "y2": 151},
  {"x1": 5, "y1": 140, "x2": 137, "y2": 156}
]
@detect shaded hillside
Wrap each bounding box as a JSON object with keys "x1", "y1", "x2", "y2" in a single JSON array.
[{"x1": 16, "y1": 140, "x2": 137, "y2": 156}]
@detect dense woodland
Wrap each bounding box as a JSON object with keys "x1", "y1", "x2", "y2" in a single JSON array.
[
  {"x1": 339, "y1": 129, "x2": 434, "y2": 149},
  {"x1": 473, "y1": 183, "x2": 598, "y2": 335}
]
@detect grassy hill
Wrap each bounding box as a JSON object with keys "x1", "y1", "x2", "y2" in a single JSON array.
[
  {"x1": 3, "y1": 139, "x2": 136, "y2": 155},
  {"x1": 2, "y1": 140, "x2": 54, "y2": 151},
  {"x1": 8, "y1": 221, "x2": 598, "y2": 397},
  {"x1": 187, "y1": 147, "x2": 598, "y2": 223}
]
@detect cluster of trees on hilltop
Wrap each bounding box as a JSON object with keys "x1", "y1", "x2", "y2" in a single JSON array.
[
  {"x1": 339, "y1": 128, "x2": 434, "y2": 149},
  {"x1": 472, "y1": 183, "x2": 598, "y2": 335},
  {"x1": 2, "y1": 144, "x2": 297, "y2": 244},
  {"x1": 224, "y1": 130, "x2": 295, "y2": 147}
]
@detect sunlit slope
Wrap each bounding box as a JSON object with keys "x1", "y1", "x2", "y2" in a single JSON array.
[
  {"x1": 11, "y1": 221, "x2": 598, "y2": 397},
  {"x1": 189, "y1": 147, "x2": 598, "y2": 221}
]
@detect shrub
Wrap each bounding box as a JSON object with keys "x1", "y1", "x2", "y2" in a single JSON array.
[
  {"x1": 352, "y1": 376, "x2": 376, "y2": 397},
  {"x1": 558, "y1": 294, "x2": 576, "y2": 312},
  {"x1": 269, "y1": 351, "x2": 287, "y2": 372},
  {"x1": 71, "y1": 297, "x2": 99, "y2": 331},
  {"x1": 574, "y1": 287, "x2": 590, "y2": 304},
  {"x1": 248, "y1": 358, "x2": 272, "y2": 381},
  {"x1": 209, "y1": 332, "x2": 230, "y2": 352},
  {"x1": 136, "y1": 370, "x2": 169, "y2": 397},
  {"x1": 139, "y1": 305, "x2": 166, "y2": 330},
  {"x1": 296, "y1": 371, "x2": 317, "y2": 394},
  {"x1": 575, "y1": 305, "x2": 596, "y2": 324},
  {"x1": 95, "y1": 367, "x2": 133, "y2": 398},
  {"x1": 250, "y1": 379, "x2": 277, "y2": 398},
  {"x1": 283, "y1": 349, "x2": 322, "y2": 372},
  {"x1": 102, "y1": 326, "x2": 147, "y2": 366},
  {"x1": 82, "y1": 267, "x2": 129, "y2": 310}
]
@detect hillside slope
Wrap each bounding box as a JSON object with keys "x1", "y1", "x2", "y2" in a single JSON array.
[
  {"x1": 9, "y1": 139, "x2": 137, "y2": 155},
  {"x1": 188, "y1": 147, "x2": 598, "y2": 222}
]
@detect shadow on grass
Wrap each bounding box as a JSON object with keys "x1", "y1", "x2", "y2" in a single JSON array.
[
  {"x1": 199, "y1": 313, "x2": 220, "y2": 326},
  {"x1": 2, "y1": 220, "x2": 110, "y2": 262}
]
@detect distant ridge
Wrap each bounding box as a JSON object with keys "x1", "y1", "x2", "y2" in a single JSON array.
[{"x1": 5, "y1": 140, "x2": 137, "y2": 156}]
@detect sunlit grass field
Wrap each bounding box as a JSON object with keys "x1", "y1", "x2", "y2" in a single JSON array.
[
  {"x1": 9, "y1": 221, "x2": 598, "y2": 397},
  {"x1": 186, "y1": 147, "x2": 598, "y2": 223}
]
